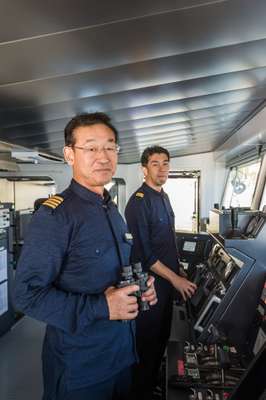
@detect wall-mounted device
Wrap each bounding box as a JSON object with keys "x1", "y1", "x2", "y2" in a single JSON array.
[{"x1": 0, "y1": 203, "x2": 15, "y2": 336}]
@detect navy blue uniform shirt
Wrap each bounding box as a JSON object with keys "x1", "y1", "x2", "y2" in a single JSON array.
[
  {"x1": 14, "y1": 179, "x2": 137, "y2": 398},
  {"x1": 125, "y1": 182, "x2": 179, "y2": 280}
]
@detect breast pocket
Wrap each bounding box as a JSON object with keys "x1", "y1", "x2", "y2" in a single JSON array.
[
  {"x1": 152, "y1": 213, "x2": 168, "y2": 227},
  {"x1": 65, "y1": 238, "x2": 121, "y2": 293}
]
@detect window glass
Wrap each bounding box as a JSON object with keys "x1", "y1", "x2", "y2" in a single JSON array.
[
  {"x1": 222, "y1": 161, "x2": 261, "y2": 208},
  {"x1": 163, "y1": 173, "x2": 199, "y2": 232},
  {"x1": 0, "y1": 178, "x2": 56, "y2": 210},
  {"x1": 260, "y1": 183, "x2": 266, "y2": 210}
]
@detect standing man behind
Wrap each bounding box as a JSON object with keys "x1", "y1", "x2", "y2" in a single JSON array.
[
  {"x1": 125, "y1": 145, "x2": 197, "y2": 400},
  {"x1": 14, "y1": 113, "x2": 157, "y2": 400}
]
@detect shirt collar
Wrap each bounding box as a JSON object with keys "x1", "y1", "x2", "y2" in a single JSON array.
[
  {"x1": 141, "y1": 182, "x2": 165, "y2": 197},
  {"x1": 69, "y1": 179, "x2": 111, "y2": 205}
]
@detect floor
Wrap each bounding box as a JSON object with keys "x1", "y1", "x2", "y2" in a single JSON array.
[{"x1": 0, "y1": 317, "x2": 45, "y2": 400}]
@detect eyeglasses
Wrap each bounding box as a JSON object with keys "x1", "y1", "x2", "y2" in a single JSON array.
[{"x1": 72, "y1": 144, "x2": 120, "y2": 155}]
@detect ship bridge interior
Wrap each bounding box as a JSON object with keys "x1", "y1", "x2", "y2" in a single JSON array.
[{"x1": 1, "y1": 2, "x2": 266, "y2": 400}]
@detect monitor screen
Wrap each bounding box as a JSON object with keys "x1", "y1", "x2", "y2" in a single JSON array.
[{"x1": 183, "y1": 241, "x2": 197, "y2": 252}]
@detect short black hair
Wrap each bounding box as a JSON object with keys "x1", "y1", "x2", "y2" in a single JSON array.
[
  {"x1": 64, "y1": 112, "x2": 118, "y2": 146},
  {"x1": 141, "y1": 146, "x2": 170, "y2": 166}
]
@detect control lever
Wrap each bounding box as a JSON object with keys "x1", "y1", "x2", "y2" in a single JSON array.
[
  {"x1": 214, "y1": 281, "x2": 226, "y2": 297},
  {"x1": 188, "y1": 388, "x2": 198, "y2": 400},
  {"x1": 184, "y1": 341, "x2": 192, "y2": 353},
  {"x1": 206, "y1": 389, "x2": 214, "y2": 400},
  {"x1": 188, "y1": 388, "x2": 215, "y2": 400},
  {"x1": 189, "y1": 388, "x2": 198, "y2": 400},
  {"x1": 193, "y1": 263, "x2": 205, "y2": 285},
  {"x1": 203, "y1": 272, "x2": 214, "y2": 293},
  {"x1": 196, "y1": 342, "x2": 204, "y2": 354}
]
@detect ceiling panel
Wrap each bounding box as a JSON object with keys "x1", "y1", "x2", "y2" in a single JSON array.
[
  {"x1": 0, "y1": 0, "x2": 217, "y2": 43},
  {"x1": 2, "y1": 40, "x2": 266, "y2": 110},
  {"x1": 0, "y1": 0, "x2": 266, "y2": 163},
  {"x1": 2, "y1": 0, "x2": 266, "y2": 84}
]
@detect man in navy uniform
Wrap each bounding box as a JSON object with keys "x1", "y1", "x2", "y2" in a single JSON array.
[
  {"x1": 14, "y1": 113, "x2": 157, "y2": 400},
  {"x1": 125, "y1": 146, "x2": 197, "y2": 399}
]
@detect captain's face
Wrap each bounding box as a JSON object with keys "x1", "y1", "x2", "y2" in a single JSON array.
[
  {"x1": 64, "y1": 124, "x2": 118, "y2": 192},
  {"x1": 143, "y1": 153, "x2": 170, "y2": 188}
]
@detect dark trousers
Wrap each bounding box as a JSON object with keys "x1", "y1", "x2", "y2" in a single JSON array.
[
  {"x1": 62, "y1": 367, "x2": 132, "y2": 400},
  {"x1": 130, "y1": 282, "x2": 173, "y2": 400}
]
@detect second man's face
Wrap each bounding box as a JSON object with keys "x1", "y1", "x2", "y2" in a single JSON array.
[{"x1": 143, "y1": 153, "x2": 170, "y2": 188}]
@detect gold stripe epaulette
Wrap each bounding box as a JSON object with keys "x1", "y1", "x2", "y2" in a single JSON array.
[
  {"x1": 136, "y1": 192, "x2": 144, "y2": 198},
  {"x1": 42, "y1": 195, "x2": 64, "y2": 209}
]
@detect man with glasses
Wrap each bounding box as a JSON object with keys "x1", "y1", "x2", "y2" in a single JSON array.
[
  {"x1": 125, "y1": 146, "x2": 196, "y2": 400},
  {"x1": 14, "y1": 113, "x2": 157, "y2": 400}
]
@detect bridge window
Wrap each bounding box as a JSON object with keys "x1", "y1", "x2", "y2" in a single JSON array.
[
  {"x1": 163, "y1": 171, "x2": 200, "y2": 233},
  {"x1": 0, "y1": 177, "x2": 56, "y2": 210},
  {"x1": 222, "y1": 160, "x2": 261, "y2": 209}
]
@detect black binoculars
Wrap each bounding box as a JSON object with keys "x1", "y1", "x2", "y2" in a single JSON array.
[{"x1": 117, "y1": 262, "x2": 150, "y2": 312}]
